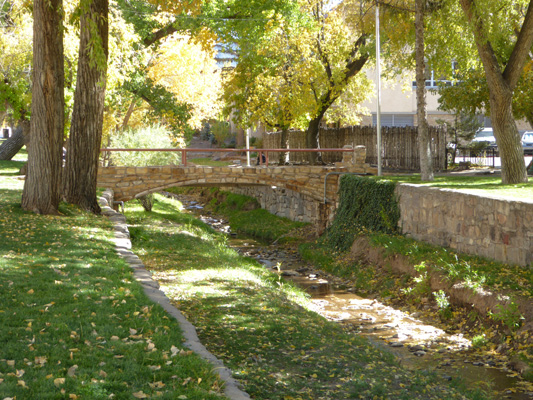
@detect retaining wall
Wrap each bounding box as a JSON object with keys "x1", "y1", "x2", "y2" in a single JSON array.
[
  {"x1": 230, "y1": 186, "x2": 321, "y2": 224},
  {"x1": 396, "y1": 184, "x2": 533, "y2": 267},
  {"x1": 235, "y1": 182, "x2": 533, "y2": 267}
]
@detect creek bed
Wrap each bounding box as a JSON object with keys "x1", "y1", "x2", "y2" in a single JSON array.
[{"x1": 176, "y1": 195, "x2": 533, "y2": 399}]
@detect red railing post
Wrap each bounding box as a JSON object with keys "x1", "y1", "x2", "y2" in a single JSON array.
[{"x1": 99, "y1": 147, "x2": 355, "y2": 167}]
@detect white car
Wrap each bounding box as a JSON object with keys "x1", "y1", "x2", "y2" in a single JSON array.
[
  {"x1": 472, "y1": 128, "x2": 497, "y2": 148},
  {"x1": 522, "y1": 131, "x2": 533, "y2": 155}
]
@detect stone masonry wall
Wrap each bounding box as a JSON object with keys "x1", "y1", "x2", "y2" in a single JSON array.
[
  {"x1": 230, "y1": 186, "x2": 320, "y2": 223},
  {"x1": 396, "y1": 184, "x2": 533, "y2": 267}
]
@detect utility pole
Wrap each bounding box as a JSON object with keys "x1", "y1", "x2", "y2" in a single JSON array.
[{"x1": 375, "y1": 0, "x2": 382, "y2": 176}]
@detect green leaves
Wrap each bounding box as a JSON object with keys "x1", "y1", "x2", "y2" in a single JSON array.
[
  {"x1": 109, "y1": 124, "x2": 182, "y2": 166},
  {"x1": 324, "y1": 175, "x2": 400, "y2": 252},
  {"x1": 124, "y1": 71, "x2": 193, "y2": 139}
]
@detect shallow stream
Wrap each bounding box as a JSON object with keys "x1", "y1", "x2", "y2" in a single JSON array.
[{"x1": 176, "y1": 195, "x2": 533, "y2": 399}]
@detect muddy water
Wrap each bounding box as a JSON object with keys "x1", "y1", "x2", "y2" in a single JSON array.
[{"x1": 177, "y1": 197, "x2": 533, "y2": 399}]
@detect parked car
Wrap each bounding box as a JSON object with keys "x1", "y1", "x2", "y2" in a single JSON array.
[
  {"x1": 522, "y1": 131, "x2": 533, "y2": 155},
  {"x1": 471, "y1": 128, "x2": 497, "y2": 148}
]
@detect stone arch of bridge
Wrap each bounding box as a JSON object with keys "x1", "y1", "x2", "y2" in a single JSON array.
[{"x1": 132, "y1": 176, "x2": 324, "y2": 203}]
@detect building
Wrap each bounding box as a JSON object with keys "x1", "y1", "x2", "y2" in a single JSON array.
[{"x1": 360, "y1": 68, "x2": 530, "y2": 131}]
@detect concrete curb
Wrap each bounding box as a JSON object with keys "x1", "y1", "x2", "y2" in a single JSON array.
[{"x1": 98, "y1": 190, "x2": 251, "y2": 400}]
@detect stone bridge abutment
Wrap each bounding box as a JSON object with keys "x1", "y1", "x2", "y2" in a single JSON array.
[{"x1": 97, "y1": 146, "x2": 376, "y2": 232}]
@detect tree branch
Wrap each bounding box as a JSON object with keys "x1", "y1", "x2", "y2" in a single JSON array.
[
  {"x1": 459, "y1": 0, "x2": 507, "y2": 90},
  {"x1": 143, "y1": 23, "x2": 178, "y2": 47},
  {"x1": 503, "y1": 0, "x2": 533, "y2": 89}
]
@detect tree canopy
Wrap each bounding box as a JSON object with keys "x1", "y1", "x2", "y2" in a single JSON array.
[
  {"x1": 0, "y1": 0, "x2": 32, "y2": 121},
  {"x1": 425, "y1": 0, "x2": 533, "y2": 183}
]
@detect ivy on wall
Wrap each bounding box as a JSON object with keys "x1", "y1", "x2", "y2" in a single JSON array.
[{"x1": 323, "y1": 175, "x2": 400, "y2": 252}]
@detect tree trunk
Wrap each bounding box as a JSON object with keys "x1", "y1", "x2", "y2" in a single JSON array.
[
  {"x1": 490, "y1": 89, "x2": 527, "y2": 183},
  {"x1": 21, "y1": 0, "x2": 64, "y2": 215},
  {"x1": 415, "y1": 0, "x2": 433, "y2": 181},
  {"x1": 0, "y1": 106, "x2": 7, "y2": 127},
  {"x1": 280, "y1": 127, "x2": 289, "y2": 164},
  {"x1": 306, "y1": 117, "x2": 322, "y2": 164},
  {"x1": 459, "y1": 0, "x2": 533, "y2": 184},
  {"x1": 62, "y1": 0, "x2": 108, "y2": 213},
  {"x1": 0, "y1": 119, "x2": 29, "y2": 160},
  {"x1": 121, "y1": 97, "x2": 137, "y2": 130},
  {"x1": 526, "y1": 111, "x2": 533, "y2": 130}
]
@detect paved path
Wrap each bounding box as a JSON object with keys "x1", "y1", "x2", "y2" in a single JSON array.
[{"x1": 98, "y1": 191, "x2": 251, "y2": 400}]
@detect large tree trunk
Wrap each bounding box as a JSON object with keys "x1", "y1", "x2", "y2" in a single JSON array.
[
  {"x1": 459, "y1": 0, "x2": 533, "y2": 184},
  {"x1": 415, "y1": 0, "x2": 433, "y2": 181},
  {"x1": 490, "y1": 88, "x2": 527, "y2": 183},
  {"x1": 0, "y1": 119, "x2": 29, "y2": 160},
  {"x1": 21, "y1": 0, "x2": 64, "y2": 214},
  {"x1": 62, "y1": 0, "x2": 108, "y2": 213}
]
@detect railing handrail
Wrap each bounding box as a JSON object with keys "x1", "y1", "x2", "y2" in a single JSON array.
[
  {"x1": 100, "y1": 148, "x2": 353, "y2": 152},
  {"x1": 100, "y1": 147, "x2": 355, "y2": 167}
]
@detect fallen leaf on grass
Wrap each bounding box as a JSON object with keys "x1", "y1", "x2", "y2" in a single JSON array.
[
  {"x1": 68, "y1": 365, "x2": 78, "y2": 377},
  {"x1": 35, "y1": 356, "x2": 47, "y2": 365},
  {"x1": 149, "y1": 381, "x2": 165, "y2": 389},
  {"x1": 146, "y1": 342, "x2": 156, "y2": 351},
  {"x1": 17, "y1": 380, "x2": 27, "y2": 388},
  {"x1": 170, "y1": 345, "x2": 179, "y2": 356},
  {"x1": 132, "y1": 391, "x2": 149, "y2": 398},
  {"x1": 54, "y1": 378, "x2": 66, "y2": 387}
]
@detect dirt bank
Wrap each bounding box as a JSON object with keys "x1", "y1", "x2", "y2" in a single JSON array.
[{"x1": 350, "y1": 236, "x2": 533, "y2": 377}]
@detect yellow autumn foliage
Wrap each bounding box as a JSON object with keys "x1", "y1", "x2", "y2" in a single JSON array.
[{"x1": 147, "y1": 34, "x2": 223, "y2": 130}]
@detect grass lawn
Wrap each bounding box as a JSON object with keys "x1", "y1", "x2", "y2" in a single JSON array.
[
  {"x1": 378, "y1": 173, "x2": 533, "y2": 201},
  {"x1": 125, "y1": 194, "x2": 490, "y2": 400},
  {"x1": 0, "y1": 161, "x2": 227, "y2": 399},
  {"x1": 188, "y1": 158, "x2": 232, "y2": 167},
  {"x1": 2, "y1": 154, "x2": 530, "y2": 399}
]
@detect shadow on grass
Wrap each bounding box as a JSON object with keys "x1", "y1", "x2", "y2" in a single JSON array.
[{"x1": 0, "y1": 160, "x2": 25, "y2": 176}]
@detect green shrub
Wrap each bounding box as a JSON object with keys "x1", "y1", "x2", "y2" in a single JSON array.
[
  {"x1": 109, "y1": 124, "x2": 181, "y2": 166},
  {"x1": 323, "y1": 175, "x2": 400, "y2": 252},
  {"x1": 210, "y1": 121, "x2": 234, "y2": 146}
]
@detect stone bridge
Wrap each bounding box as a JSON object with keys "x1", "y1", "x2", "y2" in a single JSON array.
[{"x1": 97, "y1": 146, "x2": 376, "y2": 231}]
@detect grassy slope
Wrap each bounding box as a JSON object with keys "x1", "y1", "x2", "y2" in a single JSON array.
[
  {"x1": 125, "y1": 194, "x2": 490, "y2": 400},
  {"x1": 0, "y1": 163, "x2": 226, "y2": 399}
]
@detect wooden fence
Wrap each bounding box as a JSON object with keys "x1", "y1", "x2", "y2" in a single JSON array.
[{"x1": 262, "y1": 125, "x2": 447, "y2": 171}]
